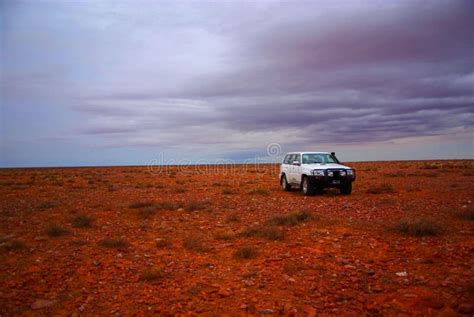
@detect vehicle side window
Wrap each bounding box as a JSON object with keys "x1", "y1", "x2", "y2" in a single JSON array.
[
  {"x1": 283, "y1": 155, "x2": 291, "y2": 164},
  {"x1": 294, "y1": 154, "x2": 301, "y2": 163},
  {"x1": 287, "y1": 154, "x2": 295, "y2": 164}
]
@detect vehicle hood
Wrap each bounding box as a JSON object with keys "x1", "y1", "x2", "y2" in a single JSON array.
[{"x1": 303, "y1": 163, "x2": 352, "y2": 170}]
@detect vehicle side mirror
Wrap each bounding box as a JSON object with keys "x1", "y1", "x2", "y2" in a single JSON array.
[{"x1": 292, "y1": 161, "x2": 300, "y2": 166}]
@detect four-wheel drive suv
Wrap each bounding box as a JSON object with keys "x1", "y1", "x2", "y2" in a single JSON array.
[{"x1": 280, "y1": 152, "x2": 356, "y2": 195}]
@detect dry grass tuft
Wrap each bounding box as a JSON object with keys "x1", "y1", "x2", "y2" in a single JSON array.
[
  {"x1": 139, "y1": 206, "x2": 158, "y2": 219},
  {"x1": 241, "y1": 225, "x2": 284, "y2": 241},
  {"x1": 140, "y1": 268, "x2": 165, "y2": 281},
  {"x1": 234, "y1": 246, "x2": 258, "y2": 259},
  {"x1": 39, "y1": 201, "x2": 58, "y2": 210},
  {"x1": 394, "y1": 218, "x2": 442, "y2": 237},
  {"x1": 226, "y1": 214, "x2": 240, "y2": 222},
  {"x1": 248, "y1": 188, "x2": 270, "y2": 196},
  {"x1": 456, "y1": 208, "x2": 474, "y2": 221},
  {"x1": 46, "y1": 225, "x2": 70, "y2": 237},
  {"x1": 0, "y1": 240, "x2": 26, "y2": 252},
  {"x1": 155, "y1": 237, "x2": 173, "y2": 248},
  {"x1": 185, "y1": 201, "x2": 207, "y2": 212},
  {"x1": 214, "y1": 230, "x2": 235, "y2": 241},
  {"x1": 183, "y1": 234, "x2": 208, "y2": 252},
  {"x1": 156, "y1": 201, "x2": 183, "y2": 211},
  {"x1": 367, "y1": 183, "x2": 395, "y2": 194},
  {"x1": 268, "y1": 210, "x2": 312, "y2": 226},
  {"x1": 99, "y1": 238, "x2": 129, "y2": 249},
  {"x1": 72, "y1": 214, "x2": 93, "y2": 228},
  {"x1": 129, "y1": 201, "x2": 154, "y2": 209}
]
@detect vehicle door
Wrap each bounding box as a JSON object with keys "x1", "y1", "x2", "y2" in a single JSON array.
[
  {"x1": 292, "y1": 154, "x2": 302, "y2": 185},
  {"x1": 286, "y1": 154, "x2": 296, "y2": 183},
  {"x1": 281, "y1": 154, "x2": 291, "y2": 179}
]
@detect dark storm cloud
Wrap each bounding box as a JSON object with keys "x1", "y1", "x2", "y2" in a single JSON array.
[{"x1": 2, "y1": 0, "x2": 473, "y2": 166}]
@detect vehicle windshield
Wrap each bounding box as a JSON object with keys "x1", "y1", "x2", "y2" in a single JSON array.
[{"x1": 302, "y1": 153, "x2": 337, "y2": 164}]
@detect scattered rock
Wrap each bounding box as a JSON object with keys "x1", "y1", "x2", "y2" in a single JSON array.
[
  {"x1": 31, "y1": 299, "x2": 56, "y2": 309},
  {"x1": 396, "y1": 271, "x2": 408, "y2": 277},
  {"x1": 457, "y1": 303, "x2": 474, "y2": 314},
  {"x1": 218, "y1": 289, "x2": 232, "y2": 298},
  {"x1": 259, "y1": 309, "x2": 274, "y2": 315},
  {"x1": 420, "y1": 296, "x2": 444, "y2": 309}
]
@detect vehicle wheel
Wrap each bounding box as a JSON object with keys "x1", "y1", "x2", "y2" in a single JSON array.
[
  {"x1": 301, "y1": 176, "x2": 315, "y2": 196},
  {"x1": 281, "y1": 175, "x2": 291, "y2": 191},
  {"x1": 340, "y1": 183, "x2": 352, "y2": 195}
]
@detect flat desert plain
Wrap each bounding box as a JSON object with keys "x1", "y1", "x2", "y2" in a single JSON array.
[{"x1": 1, "y1": 161, "x2": 473, "y2": 316}]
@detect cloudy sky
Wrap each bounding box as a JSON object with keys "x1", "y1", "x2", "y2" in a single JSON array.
[{"x1": 1, "y1": 0, "x2": 473, "y2": 167}]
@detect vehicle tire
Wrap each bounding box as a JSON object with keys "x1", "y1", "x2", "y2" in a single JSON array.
[
  {"x1": 281, "y1": 175, "x2": 291, "y2": 191},
  {"x1": 301, "y1": 176, "x2": 315, "y2": 196},
  {"x1": 340, "y1": 183, "x2": 352, "y2": 195}
]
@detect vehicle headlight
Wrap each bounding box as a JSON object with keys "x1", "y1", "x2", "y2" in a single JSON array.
[
  {"x1": 327, "y1": 171, "x2": 334, "y2": 177},
  {"x1": 312, "y1": 170, "x2": 325, "y2": 176},
  {"x1": 346, "y1": 169, "x2": 354, "y2": 176},
  {"x1": 339, "y1": 170, "x2": 346, "y2": 176}
]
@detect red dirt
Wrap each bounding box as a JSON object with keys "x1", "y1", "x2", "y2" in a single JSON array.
[{"x1": 1, "y1": 161, "x2": 473, "y2": 316}]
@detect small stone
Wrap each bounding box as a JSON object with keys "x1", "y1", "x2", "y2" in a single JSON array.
[
  {"x1": 366, "y1": 269, "x2": 375, "y2": 276},
  {"x1": 31, "y1": 299, "x2": 56, "y2": 309},
  {"x1": 218, "y1": 289, "x2": 232, "y2": 297},
  {"x1": 457, "y1": 303, "x2": 474, "y2": 314},
  {"x1": 301, "y1": 305, "x2": 317, "y2": 317},
  {"x1": 259, "y1": 309, "x2": 274, "y2": 315},
  {"x1": 420, "y1": 296, "x2": 444, "y2": 309},
  {"x1": 396, "y1": 271, "x2": 408, "y2": 277}
]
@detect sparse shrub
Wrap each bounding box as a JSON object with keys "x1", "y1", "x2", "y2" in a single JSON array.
[
  {"x1": 72, "y1": 214, "x2": 93, "y2": 228},
  {"x1": 406, "y1": 185, "x2": 421, "y2": 192},
  {"x1": 99, "y1": 238, "x2": 129, "y2": 249},
  {"x1": 420, "y1": 163, "x2": 439, "y2": 170},
  {"x1": 234, "y1": 246, "x2": 258, "y2": 259},
  {"x1": 46, "y1": 225, "x2": 69, "y2": 237},
  {"x1": 214, "y1": 230, "x2": 234, "y2": 241},
  {"x1": 183, "y1": 234, "x2": 207, "y2": 252},
  {"x1": 456, "y1": 208, "x2": 474, "y2": 221},
  {"x1": 378, "y1": 198, "x2": 396, "y2": 205},
  {"x1": 175, "y1": 179, "x2": 186, "y2": 185},
  {"x1": 140, "y1": 268, "x2": 165, "y2": 281},
  {"x1": 222, "y1": 188, "x2": 234, "y2": 195},
  {"x1": 155, "y1": 237, "x2": 172, "y2": 248},
  {"x1": 283, "y1": 261, "x2": 306, "y2": 275},
  {"x1": 175, "y1": 187, "x2": 186, "y2": 193},
  {"x1": 129, "y1": 201, "x2": 153, "y2": 209},
  {"x1": 71, "y1": 239, "x2": 87, "y2": 246},
  {"x1": 248, "y1": 188, "x2": 269, "y2": 196},
  {"x1": 0, "y1": 240, "x2": 25, "y2": 252},
  {"x1": 384, "y1": 173, "x2": 403, "y2": 177},
  {"x1": 241, "y1": 226, "x2": 284, "y2": 241},
  {"x1": 39, "y1": 201, "x2": 57, "y2": 209},
  {"x1": 156, "y1": 201, "x2": 183, "y2": 210},
  {"x1": 367, "y1": 184, "x2": 395, "y2": 194},
  {"x1": 268, "y1": 210, "x2": 312, "y2": 226},
  {"x1": 226, "y1": 214, "x2": 240, "y2": 222},
  {"x1": 212, "y1": 182, "x2": 222, "y2": 187},
  {"x1": 185, "y1": 201, "x2": 207, "y2": 212},
  {"x1": 139, "y1": 206, "x2": 158, "y2": 219},
  {"x1": 394, "y1": 218, "x2": 442, "y2": 237}
]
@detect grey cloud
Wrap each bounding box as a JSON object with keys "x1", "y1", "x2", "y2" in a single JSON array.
[{"x1": 3, "y1": 0, "x2": 473, "y2": 166}]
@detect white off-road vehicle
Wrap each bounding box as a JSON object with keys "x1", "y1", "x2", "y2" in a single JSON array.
[{"x1": 279, "y1": 152, "x2": 356, "y2": 195}]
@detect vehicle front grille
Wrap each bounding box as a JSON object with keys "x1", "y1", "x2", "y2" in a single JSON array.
[{"x1": 328, "y1": 170, "x2": 343, "y2": 180}]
